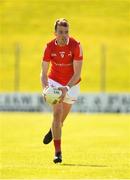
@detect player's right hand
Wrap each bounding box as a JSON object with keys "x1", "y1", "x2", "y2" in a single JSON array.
[{"x1": 42, "y1": 86, "x2": 49, "y2": 101}]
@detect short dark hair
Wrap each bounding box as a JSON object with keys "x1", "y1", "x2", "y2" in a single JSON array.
[{"x1": 54, "y1": 18, "x2": 69, "y2": 31}]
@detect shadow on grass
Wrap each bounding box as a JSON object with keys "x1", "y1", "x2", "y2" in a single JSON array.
[{"x1": 61, "y1": 163, "x2": 108, "y2": 167}]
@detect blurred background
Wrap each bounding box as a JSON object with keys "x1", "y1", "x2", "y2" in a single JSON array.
[{"x1": 0, "y1": 0, "x2": 130, "y2": 93}]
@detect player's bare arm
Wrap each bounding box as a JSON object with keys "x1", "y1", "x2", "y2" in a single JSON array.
[
  {"x1": 67, "y1": 60, "x2": 83, "y2": 88},
  {"x1": 40, "y1": 61, "x2": 49, "y2": 89}
]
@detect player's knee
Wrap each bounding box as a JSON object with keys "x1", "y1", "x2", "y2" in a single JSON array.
[
  {"x1": 52, "y1": 119, "x2": 61, "y2": 129},
  {"x1": 53, "y1": 107, "x2": 63, "y2": 120}
]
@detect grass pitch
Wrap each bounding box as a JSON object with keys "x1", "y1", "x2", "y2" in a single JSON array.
[{"x1": 0, "y1": 113, "x2": 130, "y2": 179}]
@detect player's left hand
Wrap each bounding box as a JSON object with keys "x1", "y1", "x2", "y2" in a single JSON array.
[{"x1": 58, "y1": 86, "x2": 68, "y2": 103}]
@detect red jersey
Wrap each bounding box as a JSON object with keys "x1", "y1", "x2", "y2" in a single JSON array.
[{"x1": 42, "y1": 37, "x2": 83, "y2": 85}]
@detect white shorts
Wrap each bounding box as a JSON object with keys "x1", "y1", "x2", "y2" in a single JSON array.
[{"x1": 48, "y1": 78, "x2": 80, "y2": 104}]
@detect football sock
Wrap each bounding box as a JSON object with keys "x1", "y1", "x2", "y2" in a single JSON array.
[{"x1": 54, "y1": 139, "x2": 61, "y2": 154}]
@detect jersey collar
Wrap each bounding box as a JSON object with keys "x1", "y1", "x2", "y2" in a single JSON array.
[{"x1": 55, "y1": 37, "x2": 69, "y2": 46}]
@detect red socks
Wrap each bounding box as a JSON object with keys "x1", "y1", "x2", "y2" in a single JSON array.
[{"x1": 54, "y1": 139, "x2": 61, "y2": 153}]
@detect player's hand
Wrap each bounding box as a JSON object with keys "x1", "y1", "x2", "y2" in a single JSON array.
[
  {"x1": 42, "y1": 86, "x2": 49, "y2": 101},
  {"x1": 58, "y1": 86, "x2": 68, "y2": 103},
  {"x1": 43, "y1": 86, "x2": 49, "y2": 94}
]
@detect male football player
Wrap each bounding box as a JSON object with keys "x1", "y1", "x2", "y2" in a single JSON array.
[{"x1": 41, "y1": 18, "x2": 83, "y2": 163}]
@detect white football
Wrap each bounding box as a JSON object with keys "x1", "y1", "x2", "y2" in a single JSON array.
[{"x1": 42, "y1": 87, "x2": 62, "y2": 105}]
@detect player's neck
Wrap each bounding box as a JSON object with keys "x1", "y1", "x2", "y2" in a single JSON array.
[
  {"x1": 56, "y1": 38, "x2": 69, "y2": 47},
  {"x1": 56, "y1": 40, "x2": 66, "y2": 47}
]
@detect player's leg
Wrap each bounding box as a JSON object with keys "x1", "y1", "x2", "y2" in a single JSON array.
[
  {"x1": 43, "y1": 102, "x2": 72, "y2": 145},
  {"x1": 43, "y1": 81, "x2": 79, "y2": 161},
  {"x1": 43, "y1": 102, "x2": 72, "y2": 163},
  {"x1": 52, "y1": 102, "x2": 63, "y2": 163},
  {"x1": 52, "y1": 102, "x2": 72, "y2": 163},
  {"x1": 43, "y1": 78, "x2": 77, "y2": 143},
  {"x1": 61, "y1": 102, "x2": 72, "y2": 127},
  {"x1": 52, "y1": 102, "x2": 63, "y2": 139}
]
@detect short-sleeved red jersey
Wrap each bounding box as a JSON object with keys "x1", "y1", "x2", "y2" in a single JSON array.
[{"x1": 42, "y1": 37, "x2": 83, "y2": 85}]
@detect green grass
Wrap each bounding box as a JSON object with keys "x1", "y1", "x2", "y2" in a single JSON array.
[
  {"x1": 0, "y1": 0, "x2": 130, "y2": 92},
  {"x1": 0, "y1": 113, "x2": 130, "y2": 179}
]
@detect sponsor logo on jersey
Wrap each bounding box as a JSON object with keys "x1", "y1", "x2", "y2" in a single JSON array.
[
  {"x1": 51, "y1": 53, "x2": 57, "y2": 57},
  {"x1": 68, "y1": 51, "x2": 72, "y2": 56}
]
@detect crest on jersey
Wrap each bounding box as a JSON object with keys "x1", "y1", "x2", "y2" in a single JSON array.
[{"x1": 59, "y1": 51, "x2": 65, "y2": 58}]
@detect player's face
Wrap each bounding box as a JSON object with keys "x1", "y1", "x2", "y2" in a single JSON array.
[{"x1": 55, "y1": 25, "x2": 69, "y2": 45}]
